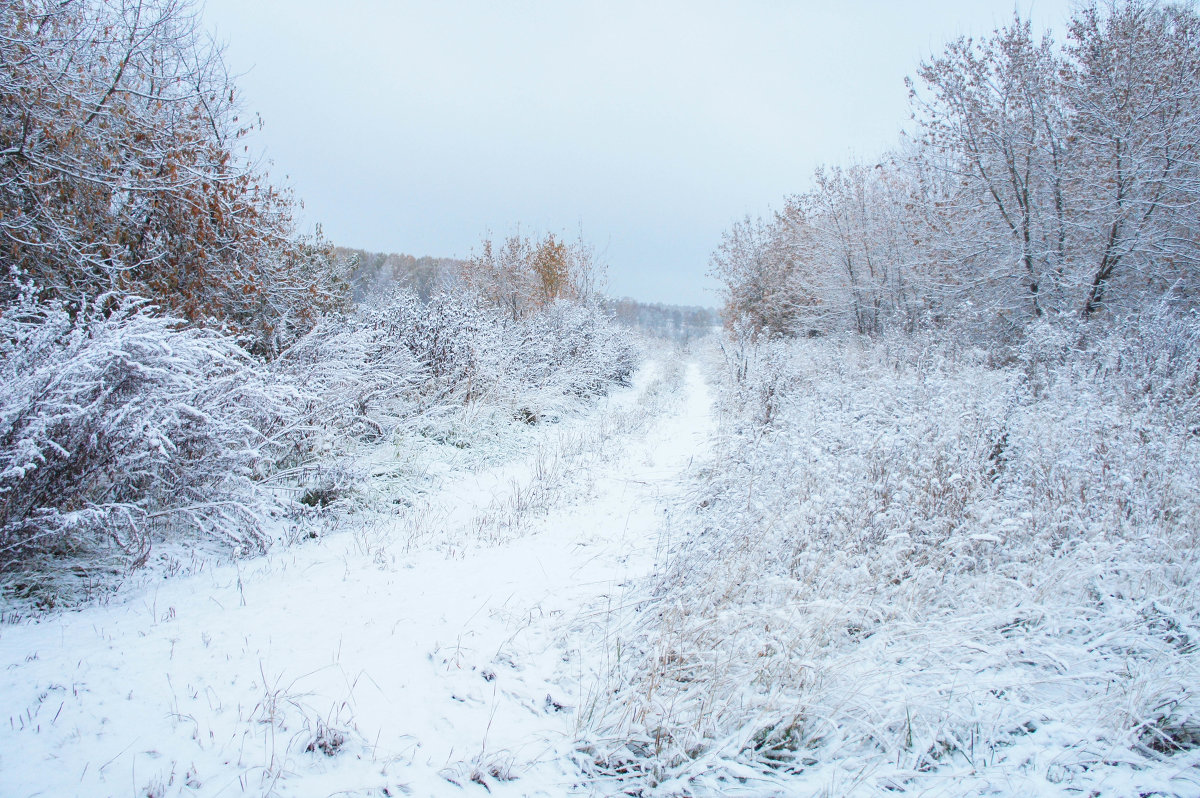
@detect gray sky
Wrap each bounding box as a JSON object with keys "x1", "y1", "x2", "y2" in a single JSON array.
[{"x1": 202, "y1": 0, "x2": 1075, "y2": 306}]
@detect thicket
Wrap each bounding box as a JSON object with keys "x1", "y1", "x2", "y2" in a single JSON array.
[
  {"x1": 584, "y1": 312, "x2": 1200, "y2": 794},
  {"x1": 0, "y1": 0, "x2": 349, "y2": 355},
  {"x1": 281, "y1": 290, "x2": 636, "y2": 434},
  {"x1": 0, "y1": 295, "x2": 298, "y2": 598}
]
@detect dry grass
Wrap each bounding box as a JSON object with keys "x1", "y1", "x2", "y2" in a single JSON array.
[{"x1": 579, "y1": 312, "x2": 1200, "y2": 796}]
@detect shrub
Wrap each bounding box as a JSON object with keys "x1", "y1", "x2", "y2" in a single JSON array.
[
  {"x1": 0, "y1": 296, "x2": 296, "y2": 579},
  {"x1": 275, "y1": 306, "x2": 424, "y2": 444},
  {"x1": 349, "y1": 288, "x2": 637, "y2": 415}
]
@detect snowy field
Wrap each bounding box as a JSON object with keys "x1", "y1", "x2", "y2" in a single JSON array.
[
  {"x1": 4, "y1": 320, "x2": 1199, "y2": 798},
  {"x1": 9, "y1": 1, "x2": 1200, "y2": 795},
  {"x1": 0, "y1": 356, "x2": 713, "y2": 797},
  {"x1": 580, "y1": 321, "x2": 1200, "y2": 797}
]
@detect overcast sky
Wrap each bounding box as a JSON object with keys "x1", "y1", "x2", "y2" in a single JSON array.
[{"x1": 201, "y1": 0, "x2": 1075, "y2": 306}]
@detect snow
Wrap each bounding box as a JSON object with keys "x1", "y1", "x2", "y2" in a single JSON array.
[
  {"x1": 579, "y1": 324, "x2": 1200, "y2": 796},
  {"x1": 5, "y1": 318, "x2": 1198, "y2": 797},
  {"x1": 0, "y1": 355, "x2": 714, "y2": 797}
]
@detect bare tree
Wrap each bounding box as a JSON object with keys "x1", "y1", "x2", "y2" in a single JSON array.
[
  {"x1": 1066, "y1": 1, "x2": 1200, "y2": 315},
  {"x1": 914, "y1": 16, "x2": 1068, "y2": 319}
]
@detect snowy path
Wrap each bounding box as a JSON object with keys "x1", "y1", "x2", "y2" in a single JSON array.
[{"x1": 0, "y1": 358, "x2": 714, "y2": 797}]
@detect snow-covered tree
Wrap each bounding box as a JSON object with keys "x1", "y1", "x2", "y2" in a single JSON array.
[
  {"x1": 708, "y1": 214, "x2": 820, "y2": 336},
  {"x1": 913, "y1": 16, "x2": 1068, "y2": 318},
  {"x1": 1066, "y1": 1, "x2": 1200, "y2": 315},
  {"x1": 716, "y1": 1, "x2": 1200, "y2": 336},
  {"x1": 914, "y1": 1, "x2": 1200, "y2": 320},
  {"x1": 0, "y1": 0, "x2": 348, "y2": 354},
  {"x1": 463, "y1": 231, "x2": 602, "y2": 321}
]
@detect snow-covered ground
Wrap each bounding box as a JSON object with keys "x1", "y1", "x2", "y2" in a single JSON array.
[
  {"x1": 581, "y1": 327, "x2": 1200, "y2": 797},
  {"x1": 0, "y1": 356, "x2": 715, "y2": 797}
]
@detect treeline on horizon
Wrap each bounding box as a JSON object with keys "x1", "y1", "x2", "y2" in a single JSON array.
[{"x1": 340, "y1": 244, "x2": 719, "y2": 343}]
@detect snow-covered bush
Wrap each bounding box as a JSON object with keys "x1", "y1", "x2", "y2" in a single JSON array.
[
  {"x1": 202, "y1": 287, "x2": 639, "y2": 516},
  {"x1": 369, "y1": 289, "x2": 500, "y2": 402},
  {"x1": 344, "y1": 288, "x2": 637, "y2": 420},
  {"x1": 0, "y1": 283, "x2": 640, "y2": 603},
  {"x1": 582, "y1": 310, "x2": 1200, "y2": 795},
  {"x1": 519, "y1": 300, "x2": 638, "y2": 398},
  {"x1": 275, "y1": 309, "x2": 424, "y2": 444},
  {"x1": 0, "y1": 298, "x2": 297, "y2": 590}
]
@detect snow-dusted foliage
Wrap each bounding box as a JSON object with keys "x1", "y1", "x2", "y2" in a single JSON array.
[
  {"x1": 0, "y1": 0, "x2": 349, "y2": 352},
  {"x1": 275, "y1": 308, "x2": 425, "y2": 444},
  {"x1": 346, "y1": 288, "x2": 638, "y2": 417},
  {"x1": 582, "y1": 310, "x2": 1200, "y2": 795},
  {"x1": 711, "y1": 3, "x2": 1200, "y2": 337},
  {"x1": 374, "y1": 289, "x2": 504, "y2": 402},
  {"x1": 271, "y1": 289, "x2": 640, "y2": 519},
  {"x1": 0, "y1": 298, "x2": 298, "y2": 593},
  {"x1": 0, "y1": 285, "x2": 639, "y2": 602},
  {"x1": 520, "y1": 300, "x2": 639, "y2": 399}
]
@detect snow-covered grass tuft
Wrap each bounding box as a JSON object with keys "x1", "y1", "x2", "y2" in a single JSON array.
[{"x1": 580, "y1": 308, "x2": 1200, "y2": 796}]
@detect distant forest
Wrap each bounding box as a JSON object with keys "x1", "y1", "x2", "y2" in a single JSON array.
[
  {"x1": 604, "y1": 298, "x2": 720, "y2": 343},
  {"x1": 335, "y1": 246, "x2": 464, "y2": 302},
  {"x1": 338, "y1": 246, "x2": 719, "y2": 343}
]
